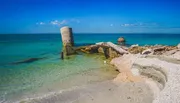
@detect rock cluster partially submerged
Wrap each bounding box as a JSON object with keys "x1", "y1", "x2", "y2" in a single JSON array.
[
  {"x1": 76, "y1": 42, "x2": 179, "y2": 59},
  {"x1": 76, "y1": 42, "x2": 127, "y2": 59}
]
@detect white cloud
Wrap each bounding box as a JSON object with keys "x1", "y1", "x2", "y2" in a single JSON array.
[
  {"x1": 36, "y1": 19, "x2": 80, "y2": 26},
  {"x1": 110, "y1": 24, "x2": 114, "y2": 27},
  {"x1": 50, "y1": 20, "x2": 68, "y2": 26},
  {"x1": 36, "y1": 22, "x2": 45, "y2": 25},
  {"x1": 121, "y1": 22, "x2": 158, "y2": 27},
  {"x1": 121, "y1": 23, "x2": 135, "y2": 27},
  {"x1": 50, "y1": 20, "x2": 59, "y2": 25}
]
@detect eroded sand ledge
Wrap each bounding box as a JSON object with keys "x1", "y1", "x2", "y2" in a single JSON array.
[{"x1": 110, "y1": 44, "x2": 180, "y2": 103}]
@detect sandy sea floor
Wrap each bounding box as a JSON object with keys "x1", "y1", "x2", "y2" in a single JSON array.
[
  {"x1": 2, "y1": 54, "x2": 119, "y2": 103},
  {"x1": 16, "y1": 54, "x2": 155, "y2": 103}
]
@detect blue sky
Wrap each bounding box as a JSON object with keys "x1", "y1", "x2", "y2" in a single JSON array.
[{"x1": 0, "y1": 0, "x2": 180, "y2": 34}]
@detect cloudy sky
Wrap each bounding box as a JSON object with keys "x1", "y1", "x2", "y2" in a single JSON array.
[{"x1": 0, "y1": 0, "x2": 180, "y2": 34}]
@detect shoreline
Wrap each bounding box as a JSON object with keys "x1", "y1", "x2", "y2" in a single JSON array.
[
  {"x1": 10, "y1": 54, "x2": 119, "y2": 103},
  {"x1": 2, "y1": 41, "x2": 180, "y2": 103}
]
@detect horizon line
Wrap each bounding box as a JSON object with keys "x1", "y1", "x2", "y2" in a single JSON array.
[{"x1": 0, "y1": 32, "x2": 180, "y2": 35}]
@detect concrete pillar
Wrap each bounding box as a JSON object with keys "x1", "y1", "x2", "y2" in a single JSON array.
[
  {"x1": 60, "y1": 26, "x2": 74, "y2": 46},
  {"x1": 60, "y1": 26, "x2": 75, "y2": 56}
]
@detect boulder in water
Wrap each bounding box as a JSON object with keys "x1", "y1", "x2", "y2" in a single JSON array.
[{"x1": 117, "y1": 37, "x2": 125, "y2": 45}]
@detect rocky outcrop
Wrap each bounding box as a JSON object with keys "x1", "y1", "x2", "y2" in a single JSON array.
[
  {"x1": 128, "y1": 46, "x2": 147, "y2": 54},
  {"x1": 151, "y1": 45, "x2": 177, "y2": 55},
  {"x1": 128, "y1": 45, "x2": 177, "y2": 55},
  {"x1": 77, "y1": 42, "x2": 128, "y2": 59}
]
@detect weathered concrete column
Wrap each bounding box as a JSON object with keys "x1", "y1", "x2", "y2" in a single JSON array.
[
  {"x1": 60, "y1": 26, "x2": 75, "y2": 56},
  {"x1": 60, "y1": 26, "x2": 74, "y2": 46}
]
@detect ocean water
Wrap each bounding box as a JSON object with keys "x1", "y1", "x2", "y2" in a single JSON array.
[{"x1": 0, "y1": 33, "x2": 180, "y2": 102}]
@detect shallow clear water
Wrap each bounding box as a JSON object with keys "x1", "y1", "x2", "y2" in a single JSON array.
[{"x1": 0, "y1": 33, "x2": 180, "y2": 102}]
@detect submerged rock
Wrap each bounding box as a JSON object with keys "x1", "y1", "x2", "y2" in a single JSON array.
[
  {"x1": 77, "y1": 42, "x2": 128, "y2": 59},
  {"x1": 11, "y1": 57, "x2": 46, "y2": 65}
]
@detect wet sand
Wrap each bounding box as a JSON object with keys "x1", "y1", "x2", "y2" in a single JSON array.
[{"x1": 21, "y1": 81, "x2": 154, "y2": 103}]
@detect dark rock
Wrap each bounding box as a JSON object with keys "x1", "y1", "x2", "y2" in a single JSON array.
[
  {"x1": 127, "y1": 97, "x2": 131, "y2": 100},
  {"x1": 153, "y1": 46, "x2": 165, "y2": 52},
  {"x1": 11, "y1": 57, "x2": 46, "y2": 65},
  {"x1": 104, "y1": 48, "x2": 110, "y2": 59},
  {"x1": 152, "y1": 46, "x2": 177, "y2": 55},
  {"x1": 142, "y1": 49, "x2": 153, "y2": 55},
  {"x1": 61, "y1": 52, "x2": 64, "y2": 60}
]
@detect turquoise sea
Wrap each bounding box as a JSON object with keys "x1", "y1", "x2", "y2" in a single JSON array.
[{"x1": 0, "y1": 33, "x2": 180, "y2": 102}]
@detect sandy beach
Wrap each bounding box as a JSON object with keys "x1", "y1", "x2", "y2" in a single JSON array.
[{"x1": 16, "y1": 42, "x2": 180, "y2": 103}]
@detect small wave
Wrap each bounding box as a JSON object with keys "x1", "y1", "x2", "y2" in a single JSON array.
[
  {"x1": 0, "y1": 92, "x2": 7, "y2": 103},
  {"x1": 14, "y1": 85, "x2": 86, "y2": 103}
]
